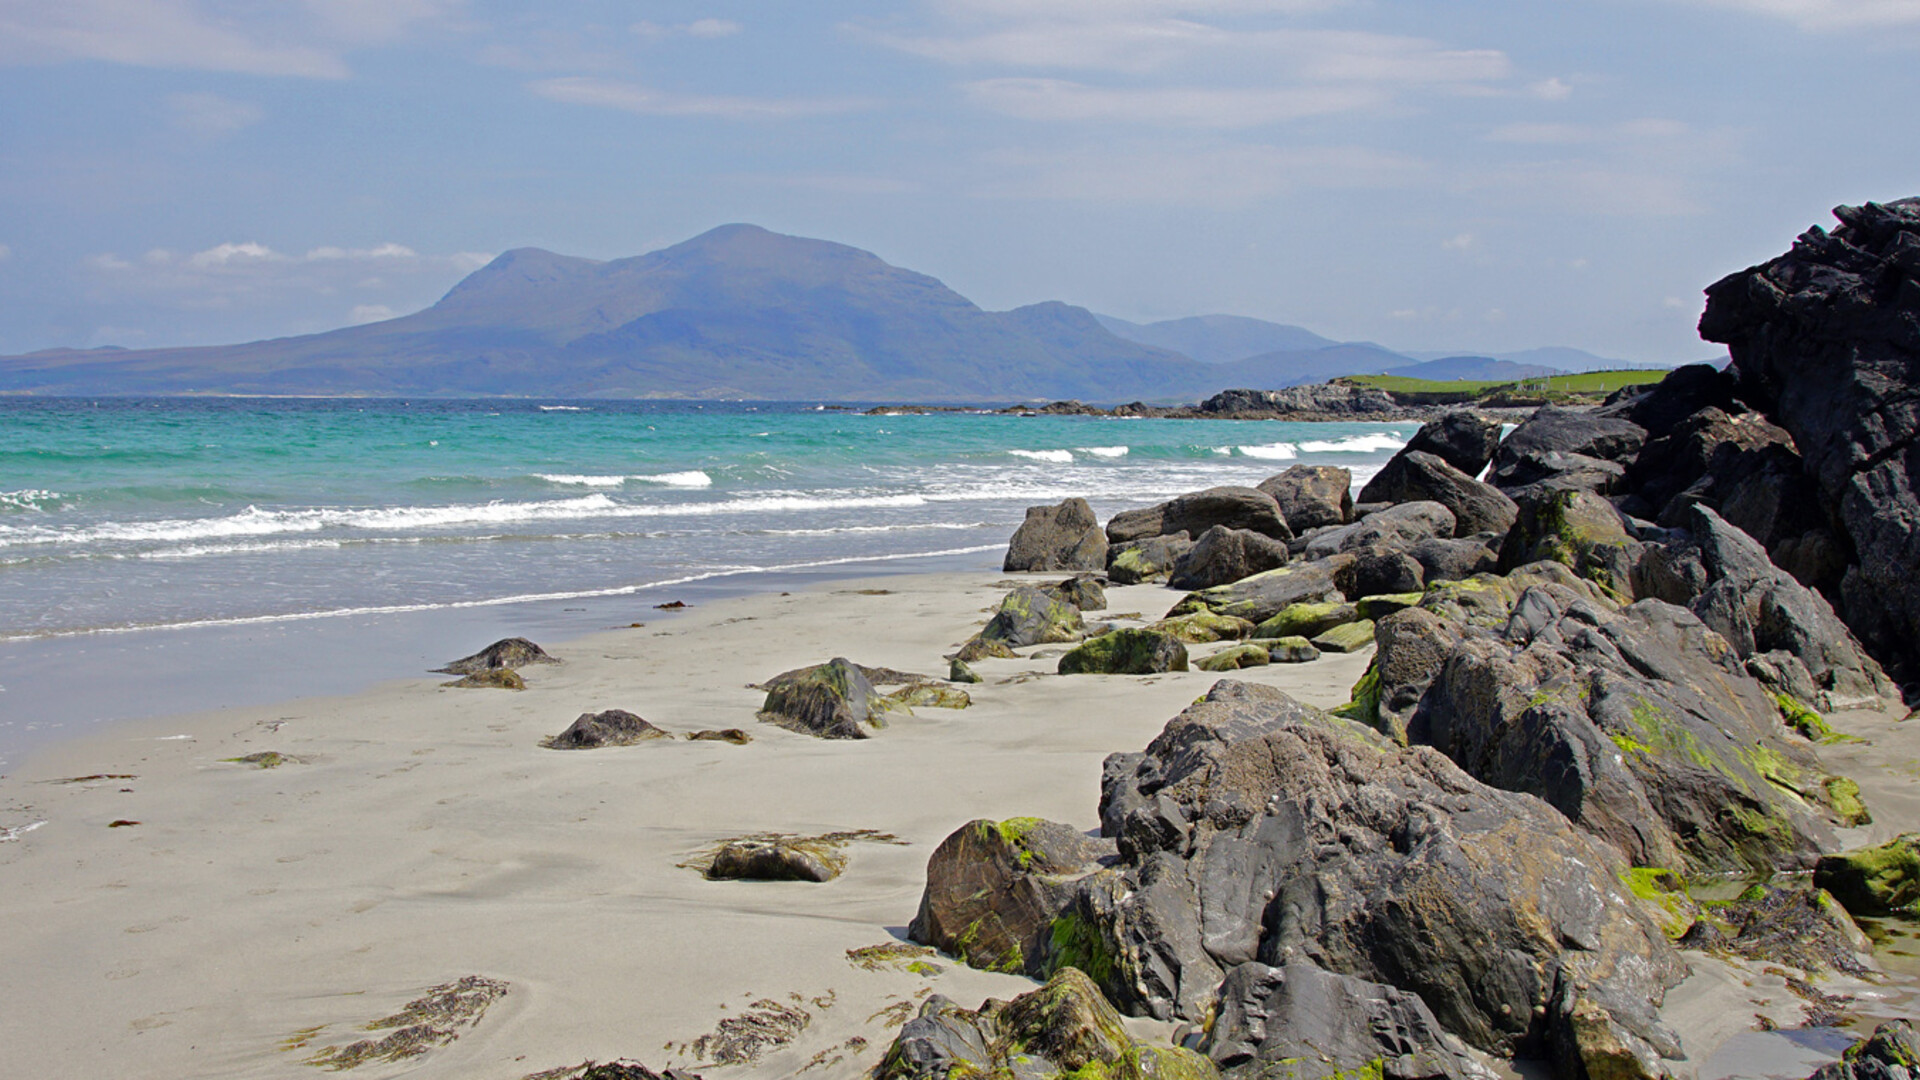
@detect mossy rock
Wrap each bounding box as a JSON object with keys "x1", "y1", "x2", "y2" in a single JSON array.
[
  {"x1": 1618, "y1": 867, "x2": 1699, "y2": 940},
  {"x1": 1251, "y1": 601, "x2": 1357, "y2": 640},
  {"x1": 1815, "y1": 834, "x2": 1920, "y2": 915},
  {"x1": 982, "y1": 586, "x2": 1086, "y2": 647},
  {"x1": 223, "y1": 751, "x2": 295, "y2": 769},
  {"x1": 1821, "y1": 775, "x2": 1871, "y2": 826},
  {"x1": 707, "y1": 837, "x2": 848, "y2": 882},
  {"x1": 950, "y1": 658, "x2": 983, "y2": 684},
  {"x1": 1196, "y1": 644, "x2": 1271, "y2": 672},
  {"x1": 1058, "y1": 630, "x2": 1189, "y2": 675},
  {"x1": 892, "y1": 684, "x2": 973, "y2": 710},
  {"x1": 443, "y1": 668, "x2": 526, "y2": 690},
  {"x1": 686, "y1": 728, "x2": 752, "y2": 745},
  {"x1": 1147, "y1": 612, "x2": 1256, "y2": 643},
  {"x1": 1354, "y1": 592, "x2": 1424, "y2": 620},
  {"x1": 1266, "y1": 636, "x2": 1321, "y2": 663},
  {"x1": 954, "y1": 635, "x2": 1019, "y2": 662},
  {"x1": 1311, "y1": 620, "x2": 1376, "y2": 654}
]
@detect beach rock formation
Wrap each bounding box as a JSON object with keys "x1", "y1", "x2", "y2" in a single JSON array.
[
  {"x1": 435, "y1": 636, "x2": 559, "y2": 674},
  {"x1": 1302, "y1": 501, "x2": 1456, "y2": 560},
  {"x1": 1815, "y1": 834, "x2": 1920, "y2": 916},
  {"x1": 1200, "y1": 384, "x2": 1399, "y2": 419},
  {"x1": 1168, "y1": 526, "x2": 1290, "y2": 591},
  {"x1": 1108, "y1": 533, "x2": 1193, "y2": 585},
  {"x1": 1005, "y1": 498, "x2": 1108, "y2": 572},
  {"x1": 1251, "y1": 601, "x2": 1357, "y2": 640},
  {"x1": 757, "y1": 657, "x2": 892, "y2": 739},
  {"x1": 1807, "y1": 1021, "x2": 1920, "y2": 1080},
  {"x1": 1045, "y1": 573, "x2": 1108, "y2": 612},
  {"x1": 909, "y1": 817, "x2": 1114, "y2": 976},
  {"x1": 1700, "y1": 198, "x2": 1920, "y2": 691},
  {"x1": 1166, "y1": 557, "x2": 1351, "y2": 624},
  {"x1": 1358, "y1": 450, "x2": 1519, "y2": 538},
  {"x1": 1148, "y1": 612, "x2": 1255, "y2": 643},
  {"x1": 1194, "y1": 644, "x2": 1269, "y2": 671},
  {"x1": 982, "y1": 586, "x2": 1086, "y2": 647},
  {"x1": 1256, "y1": 465, "x2": 1352, "y2": 531},
  {"x1": 1058, "y1": 629, "x2": 1190, "y2": 675},
  {"x1": 443, "y1": 668, "x2": 525, "y2": 690},
  {"x1": 1410, "y1": 536, "x2": 1500, "y2": 584},
  {"x1": 686, "y1": 729, "x2": 752, "y2": 744},
  {"x1": 547, "y1": 709, "x2": 670, "y2": 749},
  {"x1": 1490, "y1": 407, "x2": 1647, "y2": 487},
  {"x1": 706, "y1": 837, "x2": 848, "y2": 882},
  {"x1": 1107, "y1": 487, "x2": 1292, "y2": 545},
  {"x1": 1404, "y1": 411, "x2": 1505, "y2": 478}
]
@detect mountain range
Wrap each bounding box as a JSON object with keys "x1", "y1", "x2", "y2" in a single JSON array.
[{"x1": 0, "y1": 225, "x2": 1666, "y2": 401}]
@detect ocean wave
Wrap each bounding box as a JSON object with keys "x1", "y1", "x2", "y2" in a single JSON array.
[
  {"x1": 0, "y1": 489, "x2": 66, "y2": 512},
  {"x1": 752, "y1": 522, "x2": 998, "y2": 537},
  {"x1": 0, "y1": 494, "x2": 625, "y2": 547},
  {"x1": 537, "y1": 405, "x2": 587, "y2": 411},
  {"x1": 1297, "y1": 432, "x2": 1407, "y2": 454},
  {"x1": 1009, "y1": 449, "x2": 1075, "y2": 464},
  {"x1": 631, "y1": 470, "x2": 713, "y2": 488},
  {"x1": 1237, "y1": 442, "x2": 1299, "y2": 461},
  {"x1": 535, "y1": 474, "x2": 628, "y2": 487},
  {"x1": 1077, "y1": 446, "x2": 1129, "y2": 458}
]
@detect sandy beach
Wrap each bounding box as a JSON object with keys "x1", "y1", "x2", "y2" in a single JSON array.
[{"x1": 3, "y1": 566, "x2": 1916, "y2": 1080}]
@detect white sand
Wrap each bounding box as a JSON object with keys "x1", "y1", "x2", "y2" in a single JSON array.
[{"x1": 4, "y1": 569, "x2": 1915, "y2": 1080}]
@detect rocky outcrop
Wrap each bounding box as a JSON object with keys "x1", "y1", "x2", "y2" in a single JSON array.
[
  {"x1": 1045, "y1": 573, "x2": 1108, "y2": 612},
  {"x1": 1405, "y1": 411, "x2": 1505, "y2": 478},
  {"x1": 1195, "y1": 644, "x2": 1270, "y2": 672},
  {"x1": 1168, "y1": 526, "x2": 1290, "y2": 591},
  {"x1": 757, "y1": 657, "x2": 893, "y2": 739},
  {"x1": 547, "y1": 709, "x2": 670, "y2": 749},
  {"x1": 435, "y1": 636, "x2": 559, "y2": 674},
  {"x1": 1005, "y1": 498, "x2": 1109, "y2": 572},
  {"x1": 1058, "y1": 629, "x2": 1190, "y2": 674},
  {"x1": 1257, "y1": 465, "x2": 1352, "y2": 531},
  {"x1": 1149, "y1": 612, "x2": 1256, "y2": 643},
  {"x1": 1700, "y1": 198, "x2": 1920, "y2": 691},
  {"x1": 1497, "y1": 488, "x2": 1639, "y2": 596},
  {"x1": 1358, "y1": 451, "x2": 1518, "y2": 538},
  {"x1": 1411, "y1": 536, "x2": 1500, "y2": 584},
  {"x1": 1108, "y1": 487, "x2": 1293, "y2": 545},
  {"x1": 1808, "y1": 1021, "x2": 1920, "y2": 1080},
  {"x1": 1303, "y1": 501, "x2": 1457, "y2": 560},
  {"x1": 1199, "y1": 384, "x2": 1399, "y2": 419},
  {"x1": 1490, "y1": 406, "x2": 1647, "y2": 487},
  {"x1": 982, "y1": 586, "x2": 1086, "y2": 647},
  {"x1": 1167, "y1": 557, "x2": 1351, "y2": 624},
  {"x1": 1108, "y1": 533, "x2": 1194, "y2": 585},
  {"x1": 909, "y1": 818, "x2": 1114, "y2": 976},
  {"x1": 1815, "y1": 834, "x2": 1920, "y2": 916}
]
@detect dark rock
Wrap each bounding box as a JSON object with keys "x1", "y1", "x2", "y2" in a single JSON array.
[
  {"x1": 890, "y1": 683, "x2": 972, "y2": 709},
  {"x1": 1148, "y1": 612, "x2": 1257, "y2": 643},
  {"x1": 908, "y1": 817, "x2": 1114, "y2": 976},
  {"x1": 1167, "y1": 557, "x2": 1352, "y2": 624},
  {"x1": 1411, "y1": 536, "x2": 1500, "y2": 584},
  {"x1": 1348, "y1": 548, "x2": 1426, "y2": 598},
  {"x1": 1203, "y1": 962, "x2": 1490, "y2": 1080},
  {"x1": 686, "y1": 729, "x2": 752, "y2": 744},
  {"x1": 757, "y1": 657, "x2": 892, "y2": 740},
  {"x1": 1108, "y1": 533, "x2": 1194, "y2": 585},
  {"x1": 756, "y1": 661, "x2": 926, "y2": 690},
  {"x1": 1808, "y1": 1020, "x2": 1920, "y2": 1080},
  {"x1": 1676, "y1": 881, "x2": 1873, "y2": 977},
  {"x1": 1367, "y1": 607, "x2": 1468, "y2": 741},
  {"x1": 1168, "y1": 526, "x2": 1290, "y2": 591},
  {"x1": 1256, "y1": 465, "x2": 1353, "y2": 531},
  {"x1": 1498, "y1": 487, "x2": 1640, "y2": 597},
  {"x1": 1815, "y1": 834, "x2": 1920, "y2": 916},
  {"x1": 1359, "y1": 451, "x2": 1519, "y2": 538},
  {"x1": 1266, "y1": 636, "x2": 1320, "y2": 663},
  {"x1": 1107, "y1": 487, "x2": 1292, "y2": 545},
  {"x1": 1201, "y1": 384, "x2": 1399, "y2": 418},
  {"x1": 707, "y1": 837, "x2": 848, "y2": 882},
  {"x1": 953, "y1": 635, "x2": 1018, "y2": 662},
  {"x1": 1405, "y1": 411, "x2": 1505, "y2": 478},
  {"x1": 1195, "y1": 644, "x2": 1270, "y2": 672},
  {"x1": 949, "y1": 658, "x2": 982, "y2": 684},
  {"x1": 1492, "y1": 405, "x2": 1647, "y2": 477},
  {"x1": 1492, "y1": 450, "x2": 1629, "y2": 499},
  {"x1": 1699, "y1": 198, "x2": 1920, "y2": 691},
  {"x1": 982, "y1": 586, "x2": 1086, "y2": 647},
  {"x1": 1303, "y1": 501, "x2": 1456, "y2": 560},
  {"x1": 435, "y1": 636, "x2": 559, "y2": 674},
  {"x1": 547, "y1": 709, "x2": 671, "y2": 749},
  {"x1": 1005, "y1": 498, "x2": 1109, "y2": 572},
  {"x1": 443, "y1": 668, "x2": 525, "y2": 690},
  {"x1": 1058, "y1": 629, "x2": 1190, "y2": 675},
  {"x1": 1250, "y1": 601, "x2": 1358, "y2": 640},
  {"x1": 1599, "y1": 362, "x2": 1740, "y2": 435},
  {"x1": 1047, "y1": 573, "x2": 1108, "y2": 612}
]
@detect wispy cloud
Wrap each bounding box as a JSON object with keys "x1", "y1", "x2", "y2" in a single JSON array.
[
  {"x1": 976, "y1": 141, "x2": 1423, "y2": 204},
  {"x1": 963, "y1": 77, "x2": 1384, "y2": 125},
  {"x1": 529, "y1": 76, "x2": 875, "y2": 119},
  {"x1": 632, "y1": 18, "x2": 744, "y2": 40},
  {"x1": 1667, "y1": 0, "x2": 1920, "y2": 28},
  {"x1": 83, "y1": 240, "x2": 492, "y2": 312}
]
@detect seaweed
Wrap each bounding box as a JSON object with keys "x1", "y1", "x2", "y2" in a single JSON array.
[{"x1": 303, "y1": 975, "x2": 508, "y2": 1071}]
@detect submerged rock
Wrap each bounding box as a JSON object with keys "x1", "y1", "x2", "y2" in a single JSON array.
[
  {"x1": 435, "y1": 636, "x2": 559, "y2": 674},
  {"x1": 1005, "y1": 497, "x2": 1109, "y2": 572},
  {"x1": 547, "y1": 709, "x2": 671, "y2": 749},
  {"x1": 757, "y1": 657, "x2": 892, "y2": 739},
  {"x1": 1058, "y1": 629, "x2": 1190, "y2": 675}
]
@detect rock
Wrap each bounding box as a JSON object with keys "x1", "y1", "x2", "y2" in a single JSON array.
[
  {"x1": 757, "y1": 658, "x2": 892, "y2": 739},
  {"x1": 1356, "y1": 592, "x2": 1424, "y2": 620},
  {"x1": 547, "y1": 709, "x2": 670, "y2": 749},
  {"x1": 1148, "y1": 612, "x2": 1257, "y2": 643},
  {"x1": 1411, "y1": 536, "x2": 1500, "y2": 584},
  {"x1": 1059, "y1": 630, "x2": 1190, "y2": 675},
  {"x1": 953, "y1": 636, "x2": 1018, "y2": 662},
  {"x1": 435, "y1": 636, "x2": 559, "y2": 674},
  {"x1": 1266, "y1": 637, "x2": 1321, "y2": 663},
  {"x1": 1203, "y1": 962, "x2": 1492, "y2": 1080},
  {"x1": 1310, "y1": 619, "x2": 1375, "y2": 653},
  {"x1": 1600, "y1": 362, "x2": 1741, "y2": 435},
  {"x1": 1085, "y1": 685, "x2": 1686, "y2": 1070},
  {"x1": 891, "y1": 684, "x2": 972, "y2": 709},
  {"x1": 1256, "y1": 465, "x2": 1352, "y2": 531},
  {"x1": 1006, "y1": 498, "x2": 1109, "y2": 572},
  {"x1": 1107, "y1": 487, "x2": 1292, "y2": 546},
  {"x1": 1365, "y1": 607, "x2": 1467, "y2": 740},
  {"x1": 949, "y1": 658, "x2": 982, "y2": 683},
  {"x1": 1250, "y1": 601, "x2": 1358, "y2": 640},
  {"x1": 1200, "y1": 384, "x2": 1400, "y2": 419},
  {"x1": 1699, "y1": 199, "x2": 1920, "y2": 691},
  {"x1": 1303, "y1": 501, "x2": 1456, "y2": 560},
  {"x1": 1815, "y1": 834, "x2": 1920, "y2": 916},
  {"x1": 877, "y1": 968, "x2": 1218, "y2": 1080},
  {"x1": 1047, "y1": 573, "x2": 1108, "y2": 612},
  {"x1": 1347, "y1": 548, "x2": 1425, "y2": 597},
  {"x1": 909, "y1": 818, "x2": 1115, "y2": 976},
  {"x1": 1168, "y1": 526, "x2": 1290, "y2": 591},
  {"x1": 1676, "y1": 881, "x2": 1874, "y2": 977},
  {"x1": 982, "y1": 586, "x2": 1086, "y2": 647},
  {"x1": 757, "y1": 661, "x2": 927, "y2": 690},
  {"x1": 1359, "y1": 451, "x2": 1520, "y2": 538},
  {"x1": 443, "y1": 669, "x2": 525, "y2": 690},
  {"x1": 1405, "y1": 411, "x2": 1505, "y2": 478},
  {"x1": 1492, "y1": 405, "x2": 1647, "y2": 479},
  {"x1": 686, "y1": 729, "x2": 752, "y2": 744},
  {"x1": 1491, "y1": 450, "x2": 1629, "y2": 500},
  {"x1": 707, "y1": 837, "x2": 848, "y2": 882},
  {"x1": 1108, "y1": 533, "x2": 1195, "y2": 585},
  {"x1": 1195, "y1": 644, "x2": 1269, "y2": 672},
  {"x1": 1167, "y1": 558, "x2": 1352, "y2": 624},
  {"x1": 1809, "y1": 1021, "x2": 1920, "y2": 1080},
  {"x1": 1498, "y1": 487, "x2": 1639, "y2": 597}
]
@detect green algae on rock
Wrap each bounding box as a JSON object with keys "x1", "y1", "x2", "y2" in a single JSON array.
[
  {"x1": 443, "y1": 668, "x2": 526, "y2": 690},
  {"x1": 1057, "y1": 629, "x2": 1189, "y2": 675},
  {"x1": 1196, "y1": 643, "x2": 1270, "y2": 672},
  {"x1": 1250, "y1": 601, "x2": 1357, "y2": 641},
  {"x1": 1816, "y1": 834, "x2": 1920, "y2": 917},
  {"x1": 1310, "y1": 619, "x2": 1376, "y2": 654},
  {"x1": 1147, "y1": 612, "x2": 1256, "y2": 644}
]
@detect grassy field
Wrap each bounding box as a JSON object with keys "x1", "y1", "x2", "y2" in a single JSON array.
[{"x1": 1338, "y1": 368, "x2": 1671, "y2": 404}]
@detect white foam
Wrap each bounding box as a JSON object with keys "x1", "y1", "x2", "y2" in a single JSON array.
[
  {"x1": 1297, "y1": 432, "x2": 1407, "y2": 454},
  {"x1": 1210, "y1": 447, "x2": 1233, "y2": 456},
  {"x1": 535, "y1": 474, "x2": 628, "y2": 487},
  {"x1": 1077, "y1": 446, "x2": 1129, "y2": 458},
  {"x1": 631, "y1": 470, "x2": 713, "y2": 488},
  {"x1": 1237, "y1": 442, "x2": 1299, "y2": 461},
  {"x1": 0, "y1": 489, "x2": 64, "y2": 511},
  {"x1": 537, "y1": 405, "x2": 586, "y2": 411},
  {"x1": 1009, "y1": 449, "x2": 1075, "y2": 464},
  {"x1": 0, "y1": 821, "x2": 47, "y2": 842}
]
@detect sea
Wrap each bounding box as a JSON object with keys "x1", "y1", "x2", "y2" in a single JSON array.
[{"x1": 0, "y1": 397, "x2": 1413, "y2": 771}]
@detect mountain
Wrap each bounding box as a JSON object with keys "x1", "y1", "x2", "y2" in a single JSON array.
[
  {"x1": 1094, "y1": 314, "x2": 1337, "y2": 363},
  {"x1": 1397, "y1": 346, "x2": 1660, "y2": 373},
  {"x1": 1386, "y1": 356, "x2": 1564, "y2": 382}
]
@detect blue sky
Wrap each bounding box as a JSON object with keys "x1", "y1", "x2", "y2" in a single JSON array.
[{"x1": 1, "y1": 0, "x2": 1916, "y2": 363}]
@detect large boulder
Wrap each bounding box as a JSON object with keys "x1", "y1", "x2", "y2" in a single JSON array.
[
  {"x1": 1046, "y1": 573, "x2": 1108, "y2": 612},
  {"x1": 908, "y1": 817, "x2": 1114, "y2": 976},
  {"x1": 982, "y1": 586, "x2": 1086, "y2": 647},
  {"x1": 1404, "y1": 411, "x2": 1505, "y2": 478},
  {"x1": 707, "y1": 837, "x2": 848, "y2": 882},
  {"x1": 1410, "y1": 536, "x2": 1500, "y2": 584},
  {"x1": 1498, "y1": 488, "x2": 1640, "y2": 597},
  {"x1": 757, "y1": 657, "x2": 893, "y2": 740},
  {"x1": 1108, "y1": 533, "x2": 1194, "y2": 585},
  {"x1": 1303, "y1": 501, "x2": 1457, "y2": 560},
  {"x1": 1358, "y1": 451, "x2": 1519, "y2": 538},
  {"x1": 1490, "y1": 451, "x2": 1629, "y2": 501},
  {"x1": 435, "y1": 636, "x2": 559, "y2": 674},
  {"x1": 1256, "y1": 465, "x2": 1352, "y2": 531},
  {"x1": 1084, "y1": 683, "x2": 1686, "y2": 1075},
  {"x1": 1058, "y1": 629, "x2": 1190, "y2": 674},
  {"x1": 1006, "y1": 498, "x2": 1109, "y2": 572},
  {"x1": 1491, "y1": 406, "x2": 1648, "y2": 480},
  {"x1": 1699, "y1": 198, "x2": 1920, "y2": 691},
  {"x1": 1808, "y1": 1021, "x2": 1920, "y2": 1080},
  {"x1": 547, "y1": 709, "x2": 671, "y2": 749},
  {"x1": 1814, "y1": 834, "x2": 1920, "y2": 916},
  {"x1": 1166, "y1": 557, "x2": 1351, "y2": 624},
  {"x1": 1168, "y1": 525, "x2": 1290, "y2": 591},
  {"x1": 1107, "y1": 487, "x2": 1293, "y2": 545}
]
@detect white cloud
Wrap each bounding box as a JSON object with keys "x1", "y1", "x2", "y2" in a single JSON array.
[
  {"x1": 1486, "y1": 118, "x2": 1694, "y2": 145},
  {"x1": 1670, "y1": 0, "x2": 1920, "y2": 28},
  {"x1": 936, "y1": 1, "x2": 1346, "y2": 19},
  {"x1": 1528, "y1": 77, "x2": 1573, "y2": 100},
  {"x1": 964, "y1": 77, "x2": 1385, "y2": 125},
  {"x1": 82, "y1": 240, "x2": 495, "y2": 314},
  {"x1": 1442, "y1": 233, "x2": 1476, "y2": 251},
  {"x1": 166, "y1": 92, "x2": 263, "y2": 137},
  {"x1": 686, "y1": 18, "x2": 742, "y2": 38},
  {"x1": 976, "y1": 141, "x2": 1422, "y2": 204},
  {"x1": 529, "y1": 77, "x2": 875, "y2": 119},
  {"x1": 348, "y1": 304, "x2": 396, "y2": 323}
]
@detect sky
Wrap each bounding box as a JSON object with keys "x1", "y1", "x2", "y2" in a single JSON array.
[{"x1": 1, "y1": 1, "x2": 1917, "y2": 364}]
